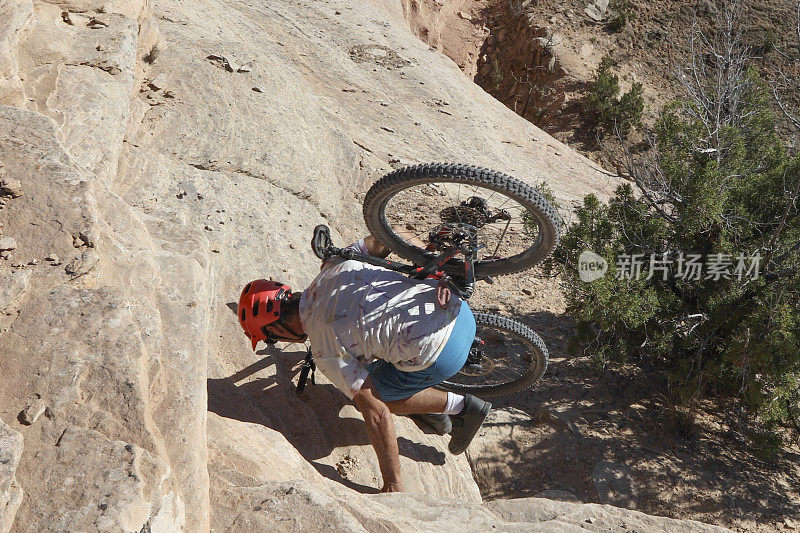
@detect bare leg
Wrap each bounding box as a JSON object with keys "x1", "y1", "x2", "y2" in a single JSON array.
[{"x1": 383, "y1": 387, "x2": 448, "y2": 415}]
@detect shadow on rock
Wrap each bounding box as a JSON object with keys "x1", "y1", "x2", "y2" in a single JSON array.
[{"x1": 207, "y1": 343, "x2": 447, "y2": 493}]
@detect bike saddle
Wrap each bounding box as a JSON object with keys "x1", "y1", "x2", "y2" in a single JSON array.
[{"x1": 311, "y1": 224, "x2": 333, "y2": 260}]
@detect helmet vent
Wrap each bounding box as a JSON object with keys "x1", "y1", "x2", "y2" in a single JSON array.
[
  {"x1": 266, "y1": 300, "x2": 273, "y2": 313},
  {"x1": 240, "y1": 309, "x2": 246, "y2": 322},
  {"x1": 252, "y1": 300, "x2": 260, "y2": 317},
  {"x1": 243, "y1": 282, "x2": 252, "y2": 294}
]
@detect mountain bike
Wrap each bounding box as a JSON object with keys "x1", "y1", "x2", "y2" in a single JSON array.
[{"x1": 299, "y1": 163, "x2": 560, "y2": 399}]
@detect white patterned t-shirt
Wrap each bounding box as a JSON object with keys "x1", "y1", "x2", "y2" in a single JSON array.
[{"x1": 298, "y1": 240, "x2": 461, "y2": 399}]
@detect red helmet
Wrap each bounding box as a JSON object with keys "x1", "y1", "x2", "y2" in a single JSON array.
[{"x1": 238, "y1": 279, "x2": 294, "y2": 350}]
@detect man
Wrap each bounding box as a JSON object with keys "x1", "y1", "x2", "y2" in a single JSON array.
[{"x1": 237, "y1": 234, "x2": 491, "y2": 493}]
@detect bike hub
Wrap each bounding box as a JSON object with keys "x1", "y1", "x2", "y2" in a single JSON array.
[{"x1": 439, "y1": 196, "x2": 512, "y2": 228}]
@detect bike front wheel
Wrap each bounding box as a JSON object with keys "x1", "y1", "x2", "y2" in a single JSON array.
[{"x1": 436, "y1": 312, "x2": 548, "y2": 398}]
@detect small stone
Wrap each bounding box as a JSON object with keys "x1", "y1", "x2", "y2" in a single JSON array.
[
  {"x1": 73, "y1": 235, "x2": 82, "y2": 248},
  {"x1": 585, "y1": 5, "x2": 603, "y2": 21},
  {"x1": 196, "y1": 193, "x2": 204, "y2": 200},
  {"x1": 237, "y1": 64, "x2": 252, "y2": 73},
  {"x1": 28, "y1": 259, "x2": 38, "y2": 265},
  {"x1": 335, "y1": 10, "x2": 341, "y2": 14},
  {"x1": 19, "y1": 398, "x2": 46, "y2": 425},
  {"x1": 458, "y1": 11, "x2": 471, "y2": 20},
  {"x1": 46, "y1": 254, "x2": 59, "y2": 262},
  {"x1": 585, "y1": 0, "x2": 609, "y2": 21},
  {"x1": 0, "y1": 178, "x2": 23, "y2": 198},
  {"x1": 211, "y1": 248, "x2": 220, "y2": 253},
  {"x1": 252, "y1": 86, "x2": 265, "y2": 93},
  {"x1": 381, "y1": 126, "x2": 395, "y2": 133},
  {"x1": 0, "y1": 251, "x2": 10, "y2": 259},
  {"x1": 204, "y1": 225, "x2": 213, "y2": 231},
  {"x1": 79, "y1": 231, "x2": 95, "y2": 248},
  {"x1": 0, "y1": 236, "x2": 17, "y2": 251},
  {"x1": 522, "y1": 288, "x2": 532, "y2": 296},
  {"x1": 289, "y1": 243, "x2": 296, "y2": 249},
  {"x1": 176, "y1": 190, "x2": 186, "y2": 199},
  {"x1": 549, "y1": 15, "x2": 557, "y2": 23}
]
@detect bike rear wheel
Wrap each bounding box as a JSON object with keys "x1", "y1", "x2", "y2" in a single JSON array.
[
  {"x1": 436, "y1": 312, "x2": 548, "y2": 398},
  {"x1": 362, "y1": 163, "x2": 560, "y2": 278}
]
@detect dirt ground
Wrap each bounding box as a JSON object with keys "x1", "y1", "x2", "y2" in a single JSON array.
[{"x1": 466, "y1": 269, "x2": 800, "y2": 532}]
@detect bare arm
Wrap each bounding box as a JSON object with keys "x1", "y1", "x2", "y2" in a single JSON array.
[{"x1": 352, "y1": 378, "x2": 404, "y2": 492}]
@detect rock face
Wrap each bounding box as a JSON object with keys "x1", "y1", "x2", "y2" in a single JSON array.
[
  {"x1": 0, "y1": 0, "x2": 723, "y2": 531},
  {"x1": 0, "y1": 418, "x2": 23, "y2": 533}
]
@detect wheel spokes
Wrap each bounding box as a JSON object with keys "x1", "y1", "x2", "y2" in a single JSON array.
[{"x1": 382, "y1": 181, "x2": 541, "y2": 263}]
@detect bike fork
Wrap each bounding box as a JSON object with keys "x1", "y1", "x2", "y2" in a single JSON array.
[{"x1": 295, "y1": 347, "x2": 316, "y2": 394}]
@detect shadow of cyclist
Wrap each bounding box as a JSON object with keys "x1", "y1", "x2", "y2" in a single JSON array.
[{"x1": 207, "y1": 335, "x2": 446, "y2": 492}]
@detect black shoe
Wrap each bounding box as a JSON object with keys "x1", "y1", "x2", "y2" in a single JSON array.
[
  {"x1": 409, "y1": 413, "x2": 452, "y2": 435},
  {"x1": 448, "y1": 395, "x2": 491, "y2": 455}
]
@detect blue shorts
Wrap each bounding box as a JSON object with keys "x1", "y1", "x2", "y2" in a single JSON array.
[{"x1": 366, "y1": 299, "x2": 476, "y2": 401}]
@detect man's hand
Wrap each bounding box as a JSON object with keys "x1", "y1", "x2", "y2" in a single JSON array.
[
  {"x1": 381, "y1": 481, "x2": 405, "y2": 493},
  {"x1": 436, "y1": 279, "x2": 451, "y2": 309}
]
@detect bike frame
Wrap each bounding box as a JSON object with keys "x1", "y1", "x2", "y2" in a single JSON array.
[{"x1": 311, "y1": 224, "x2": 480, "y2": 299}]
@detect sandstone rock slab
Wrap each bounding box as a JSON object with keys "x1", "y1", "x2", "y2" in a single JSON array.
[{"x1": 0, "y1": 418, "x2": 23, "y2": 533}]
